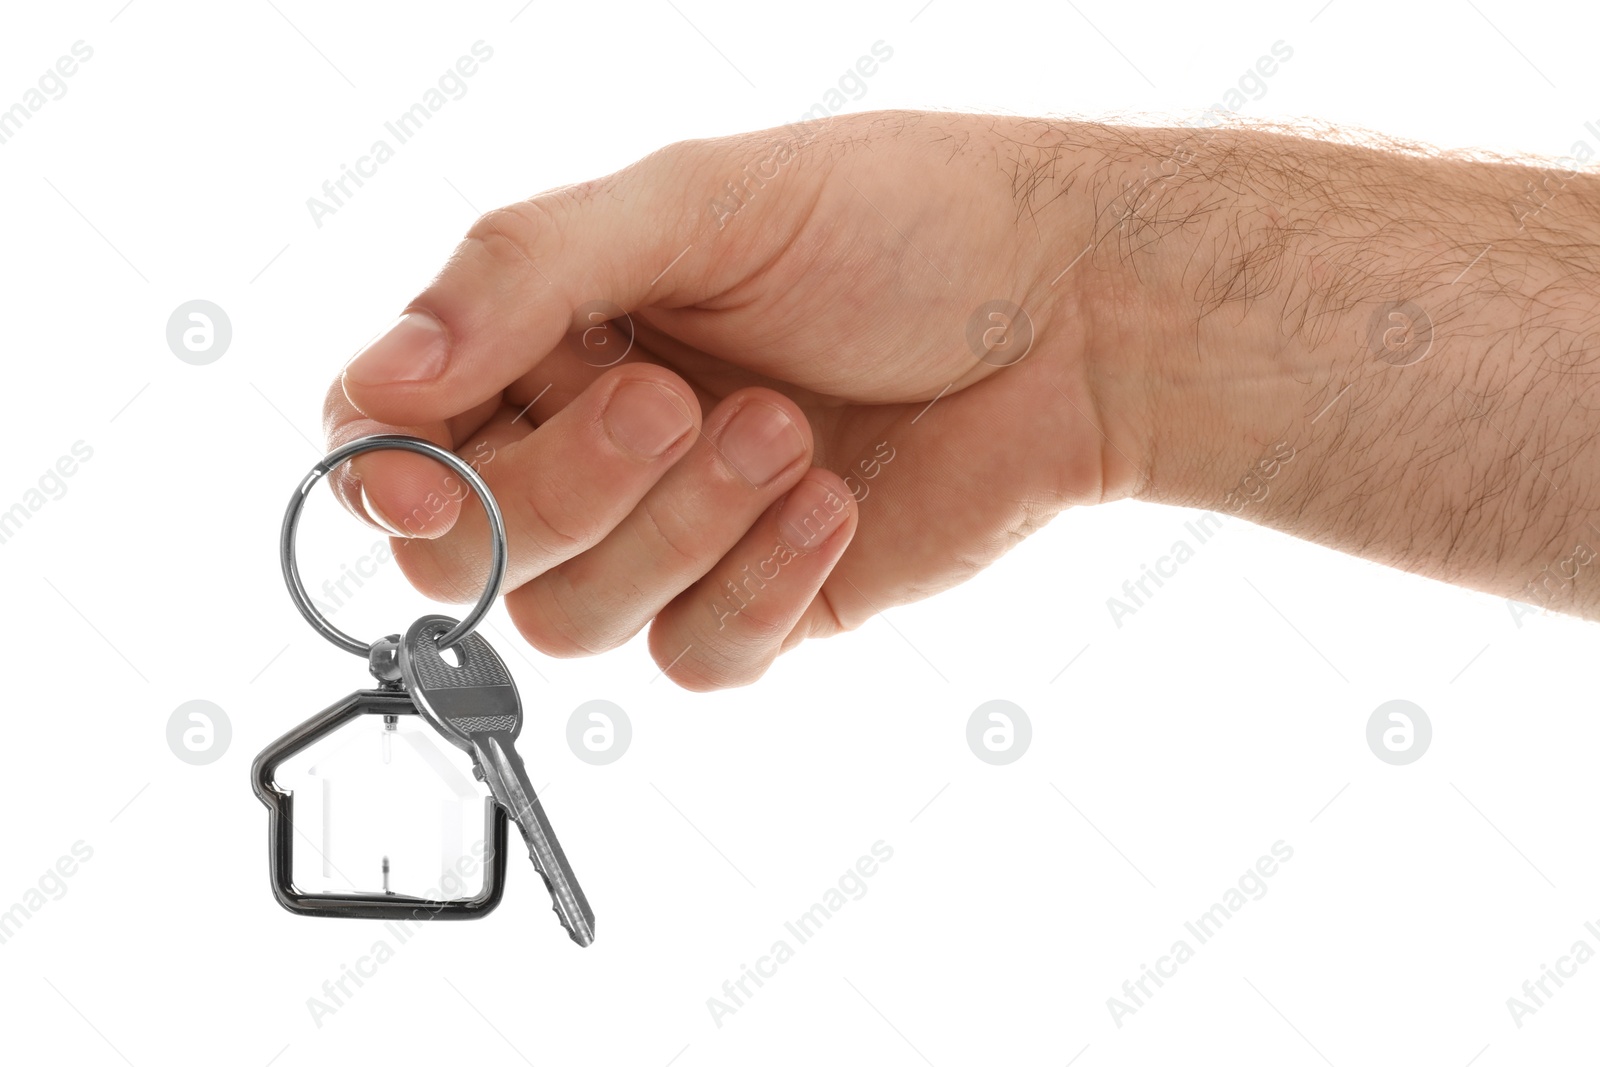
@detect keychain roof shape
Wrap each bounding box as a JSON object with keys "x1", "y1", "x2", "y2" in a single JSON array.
[{"x1": 252, "y1": 684, "x2": 509, "y2": 919}]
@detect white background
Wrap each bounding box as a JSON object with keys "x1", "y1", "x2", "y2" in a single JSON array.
[{"x1": 1, "y1": 1, "x2": 1597, "y2": 1064}]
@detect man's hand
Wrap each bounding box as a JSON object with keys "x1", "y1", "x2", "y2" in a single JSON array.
[
  {"x1": 328, "y1": 109, "x2": 1600, "y2": 689},
  {"x1": 325, "y1": 112, "x2": 1111, "y2": 689}
]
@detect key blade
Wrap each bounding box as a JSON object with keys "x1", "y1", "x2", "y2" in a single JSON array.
[
  {"x1": 473, "y1": 734, "x2": 596, "y2": 947},
  {"x1": 401, "y1": 614, "x2": 596, "y2": 946}
]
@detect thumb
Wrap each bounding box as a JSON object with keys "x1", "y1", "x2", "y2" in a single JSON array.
[{"x1": 339, "y1": 127, "x2": 814, "y2": 427}]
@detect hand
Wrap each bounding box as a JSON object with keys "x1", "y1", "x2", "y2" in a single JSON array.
[
  {"x1": 324, "y1": 112, "x2": 1113, "y2": 689},
  {"x1": 329, "y1": 108, "x2": 1600, "y2": 680}
]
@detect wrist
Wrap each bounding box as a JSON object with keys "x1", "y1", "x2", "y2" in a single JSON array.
[
  {"x1": 1073, "y1": 124, "x2": 1352, "y2": 511},
  {"x1": 1087, "y1": 123, "x2": 1600, "y2": 607}
]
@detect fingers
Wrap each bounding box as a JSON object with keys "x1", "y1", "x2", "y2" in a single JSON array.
[
  {"x1": 389, "y1": 363, "x2": 702, "y2": 602},
  {"x1": 647, "y1": 470, "x2": 858, "y2": 691},
  {"x1": 337, "y1": 117, "x2": 827, "y2": 429},
  {"x1": 321, "y1": 375, "x2": 502, "y2": 538},
  {"x1": 503, "y1": 388, "x2": 814, "y2": 656},
  {"x1": 339, "y1": 148, "x2": 715, "y2": 430},
  {"x1": 325, "y1": 149, "x2": 706, "y2": 540},
  {"x1": 327, "y1": 124, "x2": 823, "y2": 537}
]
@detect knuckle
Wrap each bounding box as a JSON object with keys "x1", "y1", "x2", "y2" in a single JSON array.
[
  {"x1": 779, "y1": 589, "x2": 851, "y2": 653},
  {"x1": 462, "y1": 202, "x2": 557, "y2": 272},
  {"x1": 640, "y1": 136, "x2": 703, "y2": 173},
  {"x1": 529, "y1": 176, "x2": 606, "y2": 212},
  {"x1": 507, "y1": 609, "x2": 579, "y2": 659},
  {"x1": 668, "y1": 600, "x2": 790, "y2": 691},
  {"x1": 723, "y1": 600, "x2": 791, "y2": 645},
  {"x1": 633, "y1": 496, "x2": 705, "y2": 572},
  {"x1": 506, "y1": 581, "x2": 601, "y2": 659},
  {"x1": 627, "y1": 136, "x2": 719, "y2": 198},
  {"x1": 672, "y1": 645, "x2": 770, "y2": 691},
  {"x1": 392, "y1": 543, "x2": 472, "y2": 606},
  {"x1": 516, "y1": 486, "x2": 590, "y2": 558},
  {"x1": 544, "y1": 569, "x2": 629, "y2": 656},
  {"x1": 662, "y1": 663, "x2": 723, "y2": 693},
  {"x1": 813, "y1": 585, "x2": 854, "y2": 635},
  {"x1": 649, "y1": 625, "x2": 730, "y2": 692}
]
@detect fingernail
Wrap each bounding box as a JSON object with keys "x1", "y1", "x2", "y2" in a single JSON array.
[
  {"x1": 605, "y1": 380, "x2": 693, "y2": 458},
  {"x1": 777, "y1": 478, "x2": 851, "y2": 552},
  {"x1": 721, "y1": 402, "x2": 806, "y2": 488},
  {"x1": 360, "y1": 483, "x2": 409, "y2": 537},
  {"x1": 344, "y1": 312, "x2": 449, "y2": 387}
]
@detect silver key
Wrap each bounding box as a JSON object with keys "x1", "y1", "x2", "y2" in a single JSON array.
[{"x1": 399, "y1": 614, "x2": 596, "y2": 946}]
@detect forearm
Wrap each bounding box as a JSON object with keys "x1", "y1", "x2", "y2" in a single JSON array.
[{"x1": 1082, "y1": 124, "x2": 1600, "y2": 616}]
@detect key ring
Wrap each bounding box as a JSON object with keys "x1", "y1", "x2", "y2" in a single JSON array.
[{"x1": 280, "y1": 434, "x2": 507, "y2": 656}]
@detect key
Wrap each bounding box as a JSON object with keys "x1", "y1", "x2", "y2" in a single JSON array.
[{"x1": 399, "y1": 614, "x2": 596, "y2": 946}]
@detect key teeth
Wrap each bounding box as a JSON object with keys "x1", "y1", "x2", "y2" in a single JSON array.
[
  {"x1": 531, "y1": 864, "x2": 595, "y2": 947},
  {"x1": 400, "y1": 617, "x2": 594, "y2": 938}
]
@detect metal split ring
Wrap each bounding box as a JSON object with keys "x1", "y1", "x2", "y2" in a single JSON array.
[{"x1": 279, "y1": 435, "x2": 507, "y2": 656}]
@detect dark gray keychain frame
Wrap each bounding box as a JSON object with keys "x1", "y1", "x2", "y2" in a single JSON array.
[{"x1": 251, "y1": 687, "x2": 509, "y2": 919}]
